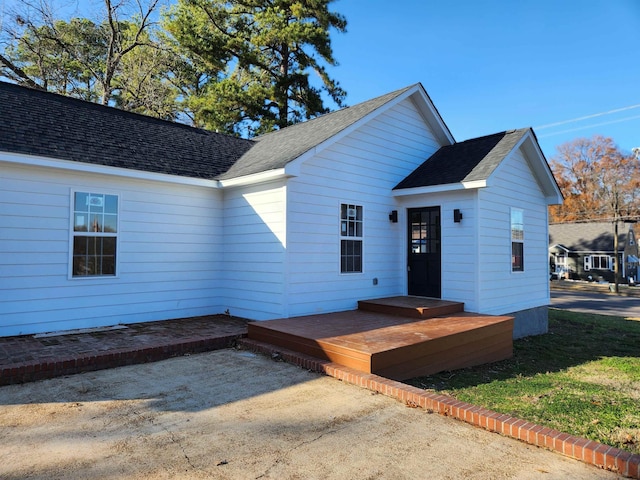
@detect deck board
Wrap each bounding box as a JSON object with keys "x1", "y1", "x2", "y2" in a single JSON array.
[{"x1": 248, "y1": 300, "x2": 514, "y2": 380}]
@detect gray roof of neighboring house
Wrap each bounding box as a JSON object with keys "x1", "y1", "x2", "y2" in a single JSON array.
[
  {"x1": 217, "y1": 84, "x2": 418, "y2": 180},
  {"x1": 394, "y1": 128, "x2": 530, "y2": 189},
  {"x1": 0, "y1": 81, "x2": 254, "y2": 180},
  {"x1": 549, "y1": 222, "x2": 631, "y2": 252}
]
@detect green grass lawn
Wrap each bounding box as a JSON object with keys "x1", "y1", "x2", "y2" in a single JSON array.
[{"x1": 407, "y1": 309, "x2": 640, "y2": 454}]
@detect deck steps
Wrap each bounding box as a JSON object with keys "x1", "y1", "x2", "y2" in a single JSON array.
[
  {"x1": 247, "y1": 296, "x2": 513, "y2": 381},
  {"x1": 357, "y1": 296, "x2": 464, "y2": 318}
]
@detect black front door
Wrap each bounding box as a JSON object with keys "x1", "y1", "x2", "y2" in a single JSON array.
[{"x1": 408, "y1": 207, "x2": 441, "y2": 298}]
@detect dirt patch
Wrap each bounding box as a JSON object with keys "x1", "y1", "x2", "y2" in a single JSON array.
[{"x1": 0, "y1": 349, "x2": 621, "y2": 479}]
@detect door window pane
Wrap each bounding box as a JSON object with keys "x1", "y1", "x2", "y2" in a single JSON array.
[{"x1": 411, "y1": 208, "x2": 440, "y2": 254}]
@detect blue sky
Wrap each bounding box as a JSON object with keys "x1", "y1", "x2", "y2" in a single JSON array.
[
  {"x1": 2, "y1": 0, "x2": 638, "y2": 159},
  {"x1": 328, "y1": 0, "x2": 640, "y2": 160}
]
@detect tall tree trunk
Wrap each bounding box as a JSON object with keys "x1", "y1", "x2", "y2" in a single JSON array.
[
  {"x1": 613, "y1": 189, "x2": 621, "y2": 294},
  {"x1": 277, "y1": 42, "x2": 289, "y2": 129},
  {"x1": 614, "y1": 218, "x2": 620, "y2": 294}
]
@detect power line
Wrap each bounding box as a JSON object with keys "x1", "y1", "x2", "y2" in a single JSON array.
[
  {"x1": 535, "y1": 103, "x2": 640, "y2": 130},
  {"x1": 537, "y1": 114, "x2": 640, "y2": 138}
]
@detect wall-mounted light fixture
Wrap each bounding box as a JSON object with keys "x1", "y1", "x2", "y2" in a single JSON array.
[
  {"x1": 453, "y1": 209, "x2": 463, "y2": 223},
  {"x1": 389, "y1": 210, "x2": 398, "y2": 223}
]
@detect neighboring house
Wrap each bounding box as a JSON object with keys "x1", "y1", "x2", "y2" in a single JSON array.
[
  {"x1": 549, "y1": 222, "x2": 639, "y2": 283},
  {"x1": 0, "y1": 81, "x2": 562, "y2": 339}
]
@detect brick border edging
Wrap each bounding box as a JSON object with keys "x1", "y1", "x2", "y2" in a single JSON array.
[
  {"x1": 239, "y1": 338, "x2": 640, "y2": 479},
  {"x1": 0, "y1": 335, "x2": 243, "y2": 386}
]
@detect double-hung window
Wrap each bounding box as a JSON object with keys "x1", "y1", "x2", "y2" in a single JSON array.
[
  {"x1": 511, "y1": 208, "x2": 524, "y2": 272},
  {"x1": 340, "y1": 204, "x2": 363, "y2": 273},
  {"x1": 71, "y1": 192, "x2": 118, "y2": 277}
]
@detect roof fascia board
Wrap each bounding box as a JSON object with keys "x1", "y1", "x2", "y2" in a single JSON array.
[
  {"x1": 520, "y1": 132, "x2": 564, "y2": 204},
  {"x1": 218, "y1": 168, "x2": 288, "y2": 188},
  {"x1": 392, "y1": 180, "x2": 487, "y2": 197},
  {"x1": 0, "y1": 151, "x2": 220, "y2": 188},
  {"x1": 285, "y1": 85, "x2": 454, "y2": 174},
  {"x1": 487, "y1": 131, "x2": 563, "y2": 205},
  {"x1": 461, "y1": 179, "x2": 488, "y2": 189},
  {"x1": 284, "y1": 87, "x2": 418, "y2": 173},
  {"x1": 409, "y1": 85, "x2": 455, "y2": 145},
  {"x1": 484, "y1": 132, "x2": 525, "y2": 187}
]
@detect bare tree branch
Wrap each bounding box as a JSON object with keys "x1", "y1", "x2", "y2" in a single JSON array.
[{"x1": 0, "y1": 52, "x2": 43, "y2": 89}]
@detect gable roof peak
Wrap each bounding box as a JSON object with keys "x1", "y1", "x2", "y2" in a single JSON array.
[
  {"x1": 257, "y1": 83, "x2": 421, "y2": 140},
  {"x1": 217, "y1": 82, "x2": 446, "y2": 180},
  {"x1": 395, "y1": 128, "x2": 531, "y2": 190}
]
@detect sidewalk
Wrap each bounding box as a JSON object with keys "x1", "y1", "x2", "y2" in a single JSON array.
[
  {"x1": 551, "y1": 280, "x2": 640, "y2": 297},
  {"x1": 0, "y1": 315, "x2": 248, "y2": 386}
]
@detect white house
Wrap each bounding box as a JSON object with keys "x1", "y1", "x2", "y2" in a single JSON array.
[{"x1": 0, "y1": 81, "x2": 562, "y2": 338}]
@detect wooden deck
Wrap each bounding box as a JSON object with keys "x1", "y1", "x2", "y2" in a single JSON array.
[{"x1": 248, "y1": 297, "x2": 514, "y2": 380}]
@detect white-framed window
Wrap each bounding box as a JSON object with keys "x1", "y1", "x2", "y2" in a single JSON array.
[
  {"x1": 511, "y1": 208, "x2": 524, "y2": 272},
  {"x1": 584, "y1": 255, "x2": 612, "y2": 271},
  {"x1": 340, "y1": 203, "x2": 363, "y2": 273},
  {"x1": 71, "y1": 191, "x2": 118, "y2": 277}
]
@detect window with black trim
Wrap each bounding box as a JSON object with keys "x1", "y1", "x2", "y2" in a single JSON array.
[
  {"x1": 72, "y1": 192, "x2": 118, "y2": 277},
  {"x1": 340, "y1": 204, "x2": 363, "y2": 273},
  {"x1": 511, "y1": 208, "x2": 524, "y2": 272}
]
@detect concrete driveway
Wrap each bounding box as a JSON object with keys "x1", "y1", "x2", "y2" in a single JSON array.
[
  {"x1": 551, "y1": 289, "x2": 640, "y2": 317},
  {"x1": 0, "y1": 349, "x2": 620, "y2": 479}
]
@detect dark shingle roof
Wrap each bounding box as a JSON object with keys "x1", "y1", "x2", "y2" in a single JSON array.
[
  {"x1": 394, "y1": 128, "x2": 530, "y2": 190},
  {"x1": 0, "y1": 81, "x2": 254, "y2": 180},
  {"x1": 218, "y1": 85, "x2": 418, "y2": 180},
  {"x1": 1, "y1": 82, "x2": 428, "y2": 182},
  {"x1": 549, "y1": 222, "x2": 629, "y2": 252}
]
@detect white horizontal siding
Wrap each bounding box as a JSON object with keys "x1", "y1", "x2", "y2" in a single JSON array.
[
  {"x1": 220, "y1": 180, "x2": 287, "y2": 320},
  {"x1": 477, "y1": 148, "x2": 550, "y2": 314},
  {"x1": 3, "y1": 94, "x2": 556, "y2": 332},
  {"x1": 440, "y1": 192, "x2": 478, "y2": 310},
  {"x1": 285, "y1": 97, "x2": 443, "y2": 317},
  {"x1": 0, "y1": 161, "x2": 223, "y2": 336}
]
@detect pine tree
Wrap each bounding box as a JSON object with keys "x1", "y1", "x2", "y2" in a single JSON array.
[{"x1": 163, "y1": 0, "x2": 347, "y2": 136}]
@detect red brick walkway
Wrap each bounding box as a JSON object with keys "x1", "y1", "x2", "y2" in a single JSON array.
[{"x1": 0, "y1": 315, "x2": 247, "y2": 386}]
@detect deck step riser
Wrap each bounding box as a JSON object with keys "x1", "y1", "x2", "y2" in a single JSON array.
[
  {"x1": 357, "y1": 297, "x2": 464, "y2": 319},
  {"x1": 357, "y1": 302, "x2": 464, "y2": 319},
  {"x1": 374, "y1": 325, "x2": 514, "y2": 381},
  {"x1": 248, "y1": 325, "x2": 372, "y2": 372}
]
